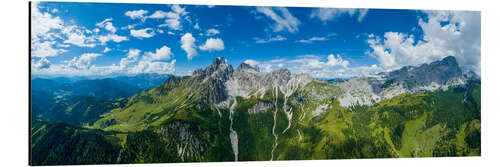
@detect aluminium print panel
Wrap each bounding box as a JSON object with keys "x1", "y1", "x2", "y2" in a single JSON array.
[{"x1": 30, "y1": 1, "x2": 480, "y2": 165}]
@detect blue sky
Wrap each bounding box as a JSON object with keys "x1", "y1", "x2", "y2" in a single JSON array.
[{"x1": 30, "y1": 2, "x2": 480, "y2": 78}]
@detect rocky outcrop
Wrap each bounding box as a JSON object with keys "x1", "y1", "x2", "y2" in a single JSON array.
[
  {"x1": 156, "y1": 121, "x2": 210, "y2": 162},
  {"x1": 194, "y1": 57, "x2": 234, "y2": 82},
  {"x1": 225, "y1": 63, "x2": 263, "y2": 98},
  {"x1": 262, "y1": 69, "x2": 292, "y2": 88},
  {"x1": 339, "y1": 56, "x2": 472, "y2": 107},
  {"x1": 190, "y1": 56, "x2": 469, "y2": 108},
  {"x1": 194, "y1": 57, "x2": 234, "y2": 104},
  {"x1": 226, "y1": 65, "x2": 312, "y2": 99},
  {"x1": 378, "y1": 56, "x2": 463, "y2": 90},
  {"x1": 248, "y1": 101, "x2": 273, "y2": 114},
  {"x1": 189, "y1": 57, "x2": 313, "y2": 104},
  {"x1": 236, "y1": 62, "x2": 260, "y2": 73}
]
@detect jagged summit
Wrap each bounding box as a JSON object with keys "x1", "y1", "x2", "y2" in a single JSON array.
[
  {"x1": 193, "y1": 57, "x2": 233, "y2": 81},
  {"x1": 436, "y1": 56, "x2": 459, "y2": 66},
  {"x1": 381, "y1": 56, "x2": 462, "y2": 89},
  {"x1": 236, "y1": 62, "x2": 260, "y2": 73},
  {"x1": 193, "y1": 57, "x2": 228, "y2": 73},
  {"x1": 208, "y1": 57, "x2": 229, "y2": 70},
  {"x1": 190, "y1": 57, "x2": 234, "y2": 104},
  {"x1": 337, "y1": 56, "x2": 472, "y2": 107},
  {"x1": 190, "y1": 56, "x2": 469, "y2": 107},
  {"x1": 262, "y1": 68, "x2": 292, "y2": 86}
]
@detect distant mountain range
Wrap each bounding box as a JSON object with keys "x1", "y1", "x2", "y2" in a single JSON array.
[
  {"x1": 30, "y1": 56, "x2": 481, "y2": 165},
  {"x1": 32, "y1": 73, "x2": 173, "y2": 97},
  {"x1": 31, "y1": 73, "x2": 172, "y2": 126}
]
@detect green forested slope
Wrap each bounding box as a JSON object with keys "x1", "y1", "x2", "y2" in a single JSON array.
[
  {"x1": 30, "y1": 119, "x2": 122, "y2": 165},
  {"x1": 30, "y1": 78, "x2": 481, "y2": 165}
]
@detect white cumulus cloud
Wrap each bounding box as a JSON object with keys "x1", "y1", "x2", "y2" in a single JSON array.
[
  {"x1": 31, "y1": 41, "x2": 67, "y2": 57},
  {"x1": 96, "y1": 18, "x2": 116, "y2": 33},
  {"x1": 366, "y1": 11, "x2": 481, "y2": 75},
  {"x1": 121, "y1": 46, "x2": 177, "y2": 74},
  {"x1": 243, "y1": 59, "x2": 260, "y2": 67},
  {"x1": 62, "y1": 26, "x2": 96, "y2": 47},
  {"x1": 288, "y1": 54, "x2": 349, "y2": 69},
  {"x1": 32, "y1": 47, "x2": 177, "y2": 76},
  {"x1": 103, "y1": 47, "x2": 111, "y2": 53},
  {"x1": 119, "y1": 49, "x2": 141, "y2": 69},
  {"x1": 148, "y1": 10, "x2": 170, "y2": 19},
  {"x1": 31, "y1": 2, "x2": 63, "y2": 40},
  {"x1": 157, "y1": 5, "x2": 188, "y2": 30},
  {"x1": 33, "y1": 57, "x2": 51, "y2": 70},
  {"x1": 67, "y1": 53, "x2": 102, "y2": 69},
  {"x1": 143, "y1": 45, "x2": 173, "y2": 61},
  {"x1": 125, "y1": 9, "x2": 149, "y2": 20},
  {"x1": 199, "y1": 38, "x2": 225, "y2": 51},
  {"x1": 181, "y1": 33, "x2": 197, "y2": 60},
  {"x1": 206, "y1": 28, "x2": 220, "y2": 36},
  {"x1": 130, "y1": 28, "x2": 156, "y2": 38},
  {"x1": 31, "y1": 2, "x2": 97, "y2": 58},
  {"x1": 97, "y1": 34, "x2": 129, "y2": 44},
  {"x1": 124, "y1": 5, "x2": 187, "y2": 31},
  {"x1": 131, "y1": 60, "x2": 176, "y2": 74},
  {"x1": 249, "y1": 54, "x2": 360, "y2": 78},
  {"x1": 326, "y1": 54, "x2": 349, "y2": 68}
]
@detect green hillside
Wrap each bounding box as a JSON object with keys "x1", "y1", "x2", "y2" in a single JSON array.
[
  {"x1": 30, "y1": 73, "x2": 481, "y2": 165},
  {"x1": 30, "y1": 119, "x2": 123, "y2": 165}
]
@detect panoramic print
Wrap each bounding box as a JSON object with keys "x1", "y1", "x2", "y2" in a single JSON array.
[{"x1": 30, "y1": 1, "x2": 481, "y2": 165}]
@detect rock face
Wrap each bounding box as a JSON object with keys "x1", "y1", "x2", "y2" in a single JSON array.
[
  {"x1": 191, "y1": 58, "x2": 313, "y2": 104},
  {"x1": 338, "y1": 78, "x2": 381, "y2": 107},
  {"x1": 380, "y1": 56, "x2": 462, "y2": 90},
  {"x1": 236, "y1": 62, "x2": 260, "y2": 73},
  {"x1": 193, "y1": 56, "x2": 469, "y2": 107},
  {"x1": 225, "y1": 63, "x2": 263, "y2": 98},
  {"x1": 194, "y1": 57, "x2": 234, "y2": 104},
  {"x1": 156, "y1": 121, "x2": 210, "y2": 162},
  {"x1": 248, "y1": 101, "x2": 273, "y2": 114},
  {"x1": 226, "y1": 64, "x2": 312, "y2": 99},
  {"x1": 339, "y1": 56, "x2": 471, "y2": 107},
  {"x1": 262, "y1": 69, "x2": 292, "y2": 88},
  {"x1": 193, "y1": 57, "x2": 234, "y2": 82}
]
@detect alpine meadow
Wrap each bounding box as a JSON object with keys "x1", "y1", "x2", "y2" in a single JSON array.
[{"x1": 30, "y1": 2, "x2": 480, "y2": 165}]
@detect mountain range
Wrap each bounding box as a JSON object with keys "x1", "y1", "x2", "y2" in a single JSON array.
[
  {"x1": 31, "y1": 73, "x2": 172, "y2": 126},
  {"x1": 30, "y1": 56, "x2": 481, "y2": 165}
]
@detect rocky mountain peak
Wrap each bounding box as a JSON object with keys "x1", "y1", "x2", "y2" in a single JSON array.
[
  {"x1": 236, "y1": 63, "x2": 260, "y2": 73},
  {"x1": 270, "y1": 68, "x2": 291, "y2": 76},
  {"x1": 390, "y1": 56, "x2": 462, "y2": 85},
  {"x1": 192, "y1": 57, "x2": 235, "y2": 104},
  {"x1": 341, "y1": 56, "x2": 471, "y2": 107},
  {"x1": 368, "y1": 56, "x2": 464, "y2": 94},
  {"x1": 209, "y1": 57, "x2": 228, "y2": 69},
  {"x1": 193, "y1": 57, "x2": 233, "y2": 81},
  {"x1": 262, "y1": 68, "x2": 292, "y2": 87},
  {"x1": 436, "y1": 56, "x2": 459, "y2": 66},
  {"x1": 205, "y1": 57, "x2": 231, "y2": 74}
]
